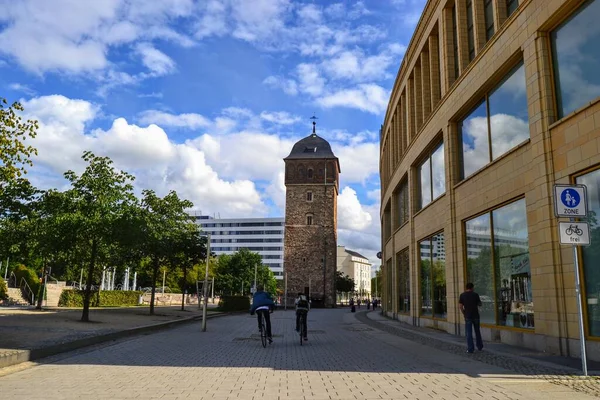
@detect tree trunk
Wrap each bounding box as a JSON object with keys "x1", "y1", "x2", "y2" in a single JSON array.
[
  {"x1": 180, "y1": 265, "x2": 187, "y2": 311},
  {"x1": 149, "y1": 256, "x2": 159, "y2": 315},
  {"x1": 81, "y1": 238, "x2": 98, "y2": 322}
]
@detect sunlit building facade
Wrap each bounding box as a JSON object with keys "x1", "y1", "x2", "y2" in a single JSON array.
[{"x1": 380, "y1": 0, "x2": 600, "y2": 360}]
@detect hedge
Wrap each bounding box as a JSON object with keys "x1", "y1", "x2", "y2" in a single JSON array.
[
  {"x1": 218, "y1": 295, "x2": 250, "y2": 312},
  {"x1": 0, "y1": 277, "x2": 7, "y2": 300},
  {"x1": 13, "y1": 264, "x2": 40, "y2": 296},
  {"x1": 58, "y1": 290, "x2": 143, "y2": 307}
]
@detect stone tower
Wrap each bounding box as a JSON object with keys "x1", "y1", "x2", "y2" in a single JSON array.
[{"x1": 283, "y1": 120, "x2": 340, "y2": 307}]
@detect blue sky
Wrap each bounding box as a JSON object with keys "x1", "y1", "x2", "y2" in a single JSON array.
[{"x1": 0, "y1": 0, "x2": 426, "y2": 265}]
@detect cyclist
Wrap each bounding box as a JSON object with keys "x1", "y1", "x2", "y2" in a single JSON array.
[
  {"x1": 250, "y1": 285, "x2": 274, "y2": 344},
  {"x1": 295, "y1": 292, "x2": 310, "y2": 341}
]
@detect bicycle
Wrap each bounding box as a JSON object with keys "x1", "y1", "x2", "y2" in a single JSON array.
[
  {"x1": 298, "y1": 311, "x2": 307, "y2": 345},
  {"x1": 566, "y1": 224, "x2": 583, "y2": 236},
  {"x1": 257, "y1": 310, "x2": 268, "y2": 348}
]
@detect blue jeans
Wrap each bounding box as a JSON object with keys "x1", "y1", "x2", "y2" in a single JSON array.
[{"x1": 465, "y1": 318, "x2": 483, "y2": 352}]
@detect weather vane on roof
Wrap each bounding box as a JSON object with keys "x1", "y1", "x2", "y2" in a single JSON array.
[{"x1": 310, "y1": 114, "x2": 318, "y2": 134}]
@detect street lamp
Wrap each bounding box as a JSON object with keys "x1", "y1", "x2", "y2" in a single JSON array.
[{"x1": 200, "y1": 232, "x2": 211, "y2": 332}]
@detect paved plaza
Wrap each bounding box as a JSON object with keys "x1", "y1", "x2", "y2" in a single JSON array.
[{"x1": 0, "y1": 308, "x2": 599, "y2": 399}]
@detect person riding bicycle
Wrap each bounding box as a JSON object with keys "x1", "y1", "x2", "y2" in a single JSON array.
[
  {"x1": 295, "y1": 292, "x2": 310, "y2": 341},
  {"x1": 250, "y1": 285, "x2": 274, "y2": 343}
]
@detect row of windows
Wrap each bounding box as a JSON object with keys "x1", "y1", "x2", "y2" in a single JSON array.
[
  {"x1": 205, "y1": 230, "x2": 283, "y2": 235},
  {"x1": 201, "y1": 222, "x2": 283, "y2": 228},
  {"x1": 384, "y1": 0, "x2": 600, "y2": 240},
  {"x1": 211, "y1": 246, "x2": 283, "y2": 251},
  {"x1": 211, "y1": 239, "x2": 283, "y2": 243}
]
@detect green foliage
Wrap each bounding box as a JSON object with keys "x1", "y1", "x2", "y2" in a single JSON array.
[
  {"x1": 335, "y1": 270, "x2": 355, "y2": 293},
  {"x1": 0, "y1": 98, "x2": 38, "y2": 185},
  {"x1": 213, "y1": 248, "x2": 277, "y2": 296},
  {"x1": 0, "y1": 277, "x2": 7, "y2": 300},
  {"x1": 13, "y1": 264, "x2": 40, "y2": 295},
  {"x1": 371, "y1": 269, "x2": 382, "y2": 296},
  {"x1": 218, "y1": 295, "x2": 250, "y2": 312},
  {"x1": 58, "y1": 290, "x2": 143, "y2": 307}
]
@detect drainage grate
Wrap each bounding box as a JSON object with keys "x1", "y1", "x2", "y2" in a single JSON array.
[
  {"x1": 308, "y1": 330, "x2": 325, "y2": 334},
  {"x1": 250, "y1": 334, "x2": 283, "y2": 339}
]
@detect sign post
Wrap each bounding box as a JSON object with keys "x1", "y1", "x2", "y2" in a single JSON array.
[{"x1": 554, "y1": 184, "x2": 590, "y2": 376}]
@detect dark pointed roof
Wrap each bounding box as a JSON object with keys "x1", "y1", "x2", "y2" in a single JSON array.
[
  {"x1": 284, "y1": 133, "x2": 337, "y2": 160},
  {"x1": 345, "y1": 249, "x2": 369, "y2": 260}
]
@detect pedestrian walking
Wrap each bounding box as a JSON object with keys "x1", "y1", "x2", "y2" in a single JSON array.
[
  {"x1": 459, "y1": 282, "x2": 483, "y2": 353},
  {"x1": 349, "y1": 297, "x2": 356, "y2": 313},
  {"x1": 357, "y1": 298, "x2": 361, "y2": 309},
  {"x1": 366, "y1": 299, "x2": 371, "y2": 310},
  {"x1": 372, "y1": 298, "x2": 377, "y2": 309}
]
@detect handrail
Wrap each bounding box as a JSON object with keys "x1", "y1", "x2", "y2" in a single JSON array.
[
  {"x1": 8, "y1": 272, "x2": 17, "y2": 288},
  {"x1": 19, "y1": 277, "x2": 35, "y2": 305},
  {"x1": 46, "y1": 274, "x2": 59, "y2": 285}
]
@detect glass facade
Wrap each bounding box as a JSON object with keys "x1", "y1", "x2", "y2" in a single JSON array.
[
  {"x1": 418, "y1": 142, "x2": 445, "y2": 209},
  {"x1": 467, "y1": 0, "x2": 475, "y2": 61},
  {"x1": 420, "y1": 232, "x2": 446, "y2": 318},
  {"x1": 551, "y1": 0, "x2": 600, "y2": 118},
  {"x1": 577, "y1": 169, "x2": 600, "y2": 337},
  {"x1": 397, "y1": 248, "x2": 410, "y2": 313},
  {"x1": 465, "y1": 199, "x2": 532, "y2": 328},
  {"x1": 484, "y1": 0, "x2": 494, "y2": 41},
  {"x1": 461, "y1": 62, "x2": 528, "y2": 178},
  {"x1": 507, "y1": 0, "x2": 519, "y2": 17},
  {"x1": 395, "y1": 179, "x2": 409, "y2": 228}
]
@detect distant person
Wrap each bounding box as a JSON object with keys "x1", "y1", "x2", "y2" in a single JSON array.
[
  {"x1": 349, "y1": 297, "x2": 356, "y2": 313},
  {"x1": 366, "y1": 299, "x2": 371, "y2": 310},
  {"x1": 295, "y1": 292, "x2": 310, "y2": 341},
  {"x1": 357, "y1": 298, "x2": 361, "y2": 309},
  {"x1": 250, "y1": 285, "x2": 274, "y2": 344},
  {"x1": 372, "y1": 298, "x2": 377, "y2": 309},
  {"x1": 459, "y1": 282, "x2": 483, "y2": 353}
]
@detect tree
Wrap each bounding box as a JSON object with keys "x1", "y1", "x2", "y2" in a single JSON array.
[
  {"x1": 213, "y1": 248, "x2": 277, "y2": 296},
  {"x1": 370, "y1": 269, "x2": 382, "y2": 297},
  {"x1": 138, "y1": 190, "x2": 193, "y2": 315},
  {"x1": 64, "y1": 152, "x2": 136, "y2": 322},
  {"x1": 335, "y1": 271, "x2": 355, "y2": 294},
  {"x1": 0, "y1": 98, "x2": 38, "y2": 187}
]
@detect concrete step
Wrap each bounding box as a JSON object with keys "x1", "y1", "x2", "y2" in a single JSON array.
[{"x1": 5, "y1": 288, "x2": 31, "y2": 306}]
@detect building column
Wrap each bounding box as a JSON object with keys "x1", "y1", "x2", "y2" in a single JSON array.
[
  {"x1": 401, "y1": 92, "x2": 407, "y2": 156},
  {"x1": 441, "y1": 7, "x2": 456, "y2": 90},
  {"x1": 493, "y1": 0, "x2": 508, "y2": 28},
  {"x1": 396, "y1": 103, "x2": 403, "y2": 158},
  {"x1": 421, "y1": 51, "x2": 432, "y2": 123},
  {"x1": 473, "y1": 0, "x2": 487, "y2": 52},
  {"x1": 414, "y1": 64, "x2": 423, "y2": 132},
  {"x1": 429, "y1": 35, "x2": 441, "y2": 110},
  {"x1": 455, "y1": 0, "x2": 470, "y2": 73},
  {"x1": 407, "y1": 77, "x2": 415, "y2": 142}
]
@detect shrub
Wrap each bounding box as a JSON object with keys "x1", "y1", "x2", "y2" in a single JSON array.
[
  {"x1": 58, "y1": 290, "x2": 143, "y2": 307},
  {"x1": 13, "y1": 264, "x2": 40, "y2": 296},
  {"x1": 0, "y1": 277, "x2": 7, "y2": 300},
  {"x1": 218, "y1": 295, "x2": 250, "y2": 312}
]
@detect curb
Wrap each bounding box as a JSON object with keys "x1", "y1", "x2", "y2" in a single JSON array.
[{"x1": 0, "y1": 312, "x2": 226, "y2": 370}]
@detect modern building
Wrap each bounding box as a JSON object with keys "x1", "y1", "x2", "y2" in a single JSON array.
[
  {"x1": 193, "y1": 216, "x2": 285, "y2": 279},
  {"x1": 283, "y1": 121, "x2": 340, "y2": 307},
  {"x1": 379, "y1": 0, "x2": 600, "y2": 361},
  {"x1": 337, "y1": 246, "x2": 372, "y2": 297}
]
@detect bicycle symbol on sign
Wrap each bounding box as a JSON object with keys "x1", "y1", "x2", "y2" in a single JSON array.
[{"x1": 565, "y1": 224, "x2": 584, "y2": 236}]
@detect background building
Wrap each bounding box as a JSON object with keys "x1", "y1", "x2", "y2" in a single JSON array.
[
  {"x1": 379, "y1": 0, "x2": 600, "y2": 361},
  {"x1": 283, "y1": 122, "x2": 340, "y2": 307},
  {"x1": 337, "y1": 246, "x2": 372, "y2": 297},
  {"x1": 193, "y1": 216, "x2": 285, "y2": 279}
]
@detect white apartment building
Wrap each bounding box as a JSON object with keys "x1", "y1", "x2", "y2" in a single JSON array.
[
  {"x1": 193, "y1": 216, "x2": 285, "y2": 279},
  {"x1": 336, "y1": 246, "x2": 372, "y2": 296}
]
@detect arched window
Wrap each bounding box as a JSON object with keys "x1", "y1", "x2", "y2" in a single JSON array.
[
  {"x1": 306, "y1": 214, "x2": 314, "y2": 225},
  {"x1": 307, "y1": 168, "x2": 314, "y2": 179}
]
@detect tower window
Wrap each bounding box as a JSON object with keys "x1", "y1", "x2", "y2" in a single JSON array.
[
  {"x1": 307, "y1": 168, "x2": 314, "y2": 179},
  {"x1": 306, "y1": 214, "x2": 313, "y2": 225},
  {"x1": 306, "y1": 191, "x2": 313, "y2": 201}
]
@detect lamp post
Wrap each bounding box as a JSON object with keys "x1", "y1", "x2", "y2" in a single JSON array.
[{"x1": 201, "y1": 233, "x2": 211, "y2": 332}]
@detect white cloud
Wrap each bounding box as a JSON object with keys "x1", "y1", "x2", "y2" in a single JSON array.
[
  {"x1": 137, "y1": 110, "x2": 211, "y2": 130},
  {"x1": 335, "y1": 142, "x2": 380, "y2": 184},
  {"x1": 296, "y1": 63, "x2": 325, "y2": 96},
  {"x1": 338, "y1": 186, "x2": 372, "y2": 230},
  {"x1": 195, "y1": 0, "x2": 228, "y2": 39},
  {"x1": 263, "y1": 75, "x2": 298, "y2": 96},
  {"x1": 135, "y1": 43, "x2": 176, "y2": 76},
  {"x1": 260, "y1": 111, "x2": 301, "y2": 125},
  {"x1": 8, "y1": 82, "x2": 36, "y2": 96},
  {"x1": 317, "y1": 84, "x2": 389, "y2": 114},
  {"x1": 137, "y1": 92, "x2": 163, "y2": 99}
]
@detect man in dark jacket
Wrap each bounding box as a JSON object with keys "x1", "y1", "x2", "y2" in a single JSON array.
[
  {"x1": 250, "y1": 285, "x2": 275, "y2": 343},
  {"x1": 459, "y1": 282, "x2": 483, "y2": 353}
]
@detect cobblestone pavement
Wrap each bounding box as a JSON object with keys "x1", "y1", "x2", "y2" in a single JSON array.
[
  {"x1": 0, "y1": 308, "x2": 598, "y2": 399},
  {"x1": 356, "y1": 311, "x2": 600, "y2": 397}
]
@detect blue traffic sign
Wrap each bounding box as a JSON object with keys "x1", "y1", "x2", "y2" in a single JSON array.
[{"x1": 560, "y1": 189, "x2": 580, "y2": 208}]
